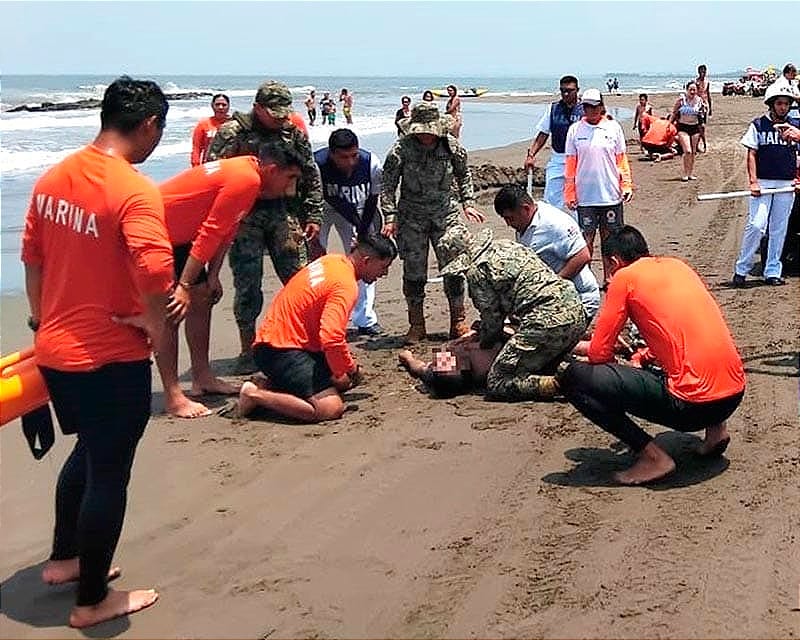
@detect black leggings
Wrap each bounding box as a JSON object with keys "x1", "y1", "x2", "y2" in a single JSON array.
[
  {"x1": 39, "y1": 360, "x2": 151, "y2": 606},
  {"x1": 557, "y1": 361, "x2": 743, "y2": 452}
]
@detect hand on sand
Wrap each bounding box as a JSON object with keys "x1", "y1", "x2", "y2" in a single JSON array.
[{"x1": 69, "y1": 588, "x2": 159, "y2": 629}]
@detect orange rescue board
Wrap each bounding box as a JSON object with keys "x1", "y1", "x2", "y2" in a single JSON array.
[{"x1": 1, "y1": 347, "x2": 50, "y2": 426}]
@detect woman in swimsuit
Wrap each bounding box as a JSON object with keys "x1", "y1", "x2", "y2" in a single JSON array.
[
  {"x1": 445, "y1": 84, "x2": 463, "y2": 138},
  {"x1": 670, "y1": 81, "x2": 705, "y2": 182}
]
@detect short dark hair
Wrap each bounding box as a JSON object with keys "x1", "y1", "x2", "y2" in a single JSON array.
[
  {"x1": 493, "y1": 184, "x2": 533, "y2": 215},
  {"x1": 355, "y1": 233, "x2": 398, "y2": 261},
  {"x1": 639, "y1": 93, "x2": 648, "y2": 100},
  {"x1": 424, "y1": 369, "x2": 474, "y2": 398},
  {"x1": 211, "y1": 93, "x2": 229, "y2": 105},
  {"x1": 258, "y1": 141, "x2": 304, "y2": 169},
  {"x1": 447, "y1": 84, "x2": 457, "y2": 92},
  {"x1": 685, "y1": 80, "x2": 698, "y2": 90},
  {"x1": 783, "y1": 63, "x2": 797, "y2": 75},
  {"x1": 602, "y1": 225, "x2": 650, "y2": 263},
  {"x1": 559, "y1": 75, "x2": 579, "y2": 87},
  {"x1": 401, "y1": 95, "x2": 411, "y2": 103},
  {"x1": 698, "y1": 64, "x2": 707, "y2": 72},
  {"x1": 100, "y1": 76, "x2": 168, "y2": 133},
  {"x1": 328, "y1": 128, "x2": 359, "y2": 151}
]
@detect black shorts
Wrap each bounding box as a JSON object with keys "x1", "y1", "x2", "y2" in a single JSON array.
[
  {"x1": 173, "y1": 243, "x2": 208, "y2": 284},
  {"x1": 677, "y1": 122, "x2": 701, "y2": 137},
  {"x1": 576, "y1": 203, "x2": 624, "y2": 235},
  {"x1": 253, "y1": 343, "x2": 333, "y2": 399}
]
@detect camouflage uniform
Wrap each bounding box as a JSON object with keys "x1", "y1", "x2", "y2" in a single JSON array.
[
  {"x1": 440, "y1": 230, "x2": 586, "y2": 400},
  {"x1": 206, "y1": 81, "x2": 323, "y2": 333},
  {"x1": 381, "y1": 103, "x2": 476, "y2": 340}
]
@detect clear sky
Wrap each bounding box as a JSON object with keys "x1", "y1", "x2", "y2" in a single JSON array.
[{"x1": 0, "y1": 0, "x2": 793, "y2": 76}]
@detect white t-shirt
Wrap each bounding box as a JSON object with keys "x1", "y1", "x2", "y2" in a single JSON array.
[
  {"x1": 565, "y1": 118, "x2": 626, "y2": 206},
  {"x1": 517, "y1": 200, "x2": 601, "y2": 317}
]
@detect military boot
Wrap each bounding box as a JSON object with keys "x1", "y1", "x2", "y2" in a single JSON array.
[
  {"x1": 448, "y1": 299, "x2": 470, "y2": 339},
  {"x1": 404, "y1": 302, "x2": 427, "y2": 345}
]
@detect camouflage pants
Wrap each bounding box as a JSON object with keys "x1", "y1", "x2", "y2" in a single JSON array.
[
  {"x1": 397, "y1": 208, "x2": 465, "y2": 304},
  {"x1": 228, "y1": 199, "x2": 308, "y2": 328},
  {"x1": 486, "y1": 310, "x2": 587, "y2": 401}
]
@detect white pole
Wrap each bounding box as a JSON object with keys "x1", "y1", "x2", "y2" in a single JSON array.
[
  {"x1": 697, "y1": 186, "x2": 796, "y2": 201},
  {"x1": 526, "y1": 169, "x2": 533, "y2": 197}
]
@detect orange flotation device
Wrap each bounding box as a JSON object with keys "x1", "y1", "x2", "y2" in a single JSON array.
[{"x1": 1, "y1": 347, "x2": 50, "y2": 426}]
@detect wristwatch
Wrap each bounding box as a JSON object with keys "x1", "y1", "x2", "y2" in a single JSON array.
[{"x1": 27, "y1": 316, "x2": 40, "y2": 331}]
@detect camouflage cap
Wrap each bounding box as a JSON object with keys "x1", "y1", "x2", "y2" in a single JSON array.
[
  {"x1": 438, "y1": 227, "x2": 493, "y2": 275},
  {"x1": 255, "y1": 81, "x2": 293, "y2": 118},
  {"x1": 398, "y1": 102, "x2": 449, "y2": 137}
]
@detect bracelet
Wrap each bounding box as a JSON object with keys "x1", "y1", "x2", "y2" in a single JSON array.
[{"x1": 177, "y1": 280, "x2": 193, "y2": 291}]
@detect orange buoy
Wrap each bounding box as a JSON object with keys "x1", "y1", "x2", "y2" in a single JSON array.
[{"x1": 1, "y1": 347, "x2": 50, "y2": 426}]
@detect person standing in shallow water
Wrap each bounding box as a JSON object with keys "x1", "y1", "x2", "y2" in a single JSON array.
[
  {"x1": 445, "y1": 84, "x2": 463, "y2": 138},
  {"x1": 22, "y1": 76, "x2": 174, "y2": 629}
]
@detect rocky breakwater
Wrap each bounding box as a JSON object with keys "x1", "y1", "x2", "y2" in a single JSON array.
[
  {"x1": 468, "y1": 163, "x2": 545, "y2": 193},
  {"x1": 5, "y1": 92, "x2": 214, "y2": 113}
]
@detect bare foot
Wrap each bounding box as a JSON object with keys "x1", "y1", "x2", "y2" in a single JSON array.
[
  {"x1": 237, "y1": 381, "x2": 260, "y2": 417},
  {"x1": 614, "y1": 442, "x2": 676, "y2": 485},
  {"x1": 166, "y1": 394, "x2": 212, "y2": 419},
  {"x1": 187, "y1": 377, "x2": 241, "y2": 397},
  {"x1": 397, "y1": 349, "x2": 414, "y2": 371},
  {"x1": 696, "y1": 423, "x2": 731, "y2": 457},
  {"x1": 42, "y1": 559, "x2": 121, "y2": 585},
  {"x1": 69, "y1": 588, "x2": 159, "y2": 628}
]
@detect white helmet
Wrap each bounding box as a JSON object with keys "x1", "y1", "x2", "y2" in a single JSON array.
[{"x1": 763, "y1": 81, "x2": 796, "y2": 105}]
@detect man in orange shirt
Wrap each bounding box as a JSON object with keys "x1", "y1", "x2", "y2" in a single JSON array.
[
  {"x1": 237, "y1": 235, "x2": 397, "y2": 423},
  {"x1": 640, "y1": 113, "x2": 681, "y2": 162},
  {"x1": 190, "y1": 93, "x2": 230, "y2": 166},
  {"x1": 21, "y1": 77, "x2": 174, "y2": 628},
  {"x1": 157, "y1": 145, "x2": 304, "y2": 418},
  {"x1": 556, "y1": 226, "x2": 745, "y2": 485}
]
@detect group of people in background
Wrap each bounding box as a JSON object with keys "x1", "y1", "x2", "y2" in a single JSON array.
[
  {"x1": 302, "y1": 88, "x2": 354, "y2": 127},
  {"x1": 17, "y1": 57, "x2": 800, "y2": 628}
]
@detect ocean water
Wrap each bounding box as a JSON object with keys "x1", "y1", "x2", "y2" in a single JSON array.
[{"x1": 1, "y1": 72, "x2": 724, "y2": 294}]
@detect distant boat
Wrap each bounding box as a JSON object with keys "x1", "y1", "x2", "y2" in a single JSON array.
[{"x1": 430, "y1": 87, "x2": 489, "y2": 98}]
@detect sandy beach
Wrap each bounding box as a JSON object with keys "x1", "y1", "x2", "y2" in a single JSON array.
[{"x1": 1, "y1": 94, "x2": 798, "y2": 638}]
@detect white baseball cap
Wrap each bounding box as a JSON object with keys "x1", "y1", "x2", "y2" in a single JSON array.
[{"x1": 581, "y1": 88, "x2": 603, "y2": 106}]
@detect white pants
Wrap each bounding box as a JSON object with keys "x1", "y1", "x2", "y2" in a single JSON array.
[
  {"x1": 734, "y1": 179, "x2": 795, "y2": 279},
  {"x1": 319, "y1": 205, "x2": 378, "y2": 328},
  {"x1": 544, "y1": 153, "x2": 576, "y2": 220}
]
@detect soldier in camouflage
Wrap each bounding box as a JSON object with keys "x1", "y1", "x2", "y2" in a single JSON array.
[
  {"x1": 438, "y1": 227, "x2": 587, "y2": 400},
  {"x1": 206, "y1": 81, "x2": 324, "y2": 372},
  {"x1": 381, "y1": 102, "x2": 485, "y2": 344}
]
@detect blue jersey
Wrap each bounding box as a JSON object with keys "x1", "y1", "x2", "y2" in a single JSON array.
[
  {"x1": 743, "y1": 115, "x2": 800, "y2": 180},
  {"x1": 314, "y1": 148, "x2": 380, "y2": 233},
  {"x1": 550, "y1": 101, "x2": 585, "y2": 154}
]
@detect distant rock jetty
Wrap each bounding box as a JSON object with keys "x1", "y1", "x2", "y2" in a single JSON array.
[
  {"x1": 5, "y1": 92, "x2": 213, "y2": 113},
  {"x1": 469, "y1": 163, "x2": 545, "y2": 192}
]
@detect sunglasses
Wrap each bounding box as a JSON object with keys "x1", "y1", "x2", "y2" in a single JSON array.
[{"x1": 560, "y1": 87, "x2": 578, "y2": 94}]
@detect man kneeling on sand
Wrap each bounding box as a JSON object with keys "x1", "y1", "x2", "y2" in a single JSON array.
[
  {"x1": 156, "y1": 144, "x2": 305, "y2": 418},
  {"x1": 237, "y1": 234, "x2": 397, "y2": 422},
  {"x1": 556, "y1": 226, "x2": 746, "y2": 485}
]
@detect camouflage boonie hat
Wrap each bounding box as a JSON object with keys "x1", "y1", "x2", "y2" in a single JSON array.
[
  {"x1": 438, "y1": 227, "x2": 493, "y2": 275},
  {"x1": 399, "y1": 102, "x2": 449, "y2": 137},
  {"x1": 255, "y1": 81, "x2": 293, "y2": 118}
]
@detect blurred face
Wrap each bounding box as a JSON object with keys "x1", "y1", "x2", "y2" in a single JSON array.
[
  {"x1": 212, "y1": 97, "x2": 229, "y2": 118},
  {"x1": 447, "y1": 86, "x2": 456, "y2": 96},
  {"x1": 259, "y1": 163, "x2": 302, "y2": 198},
  {"x1": 583, "y1": 103, "x2": 604, "y2": 124},
  {"x1": 639, "y1": 96, "x2": 647, "y2": 106},
  {"x1": 686, "y1": 83, "x2": 698, "y2": 98},
  {"x1": 772, "y1": 97, "x2": 792, "y2": 119},
  {"x1": 698, "y1": 66, "x2": 707, "y2": 77},
  {"x1": 330, "y1": 145, "x2": 360, "y2": 177},
  {"x1": 423, "y1": 92, "x2": 434, "y2": 102},
  {"x1": 498, "y1": 201, "x2": 535, "y2": 233},
  {"x1": 415, "y1": 133, "x2": 437, "y2": 147},
  {"x1": 253, "y1": 103, "x2": 289, "y2": 130},
  {"x1": 559, "y1": 82, "x2": 579, "y2": 104},
  {"x1": 357, "y1": 255, "x2": 393, "y2": 284},
  {"x1": 401, "y1": 98, "x2": 411, "y2": 109},
  {"x1": 785, "y1": 69, "x2": 797, "y2": 81},
  {"x1": 432, "y1": 349, "x2": 458, "y2": 374}
]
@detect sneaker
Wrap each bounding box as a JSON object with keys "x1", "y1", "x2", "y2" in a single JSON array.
[
  {"x1": 357, "y1": 323, "x2": 384, "y2": 337},
  {"x1": 765, "y1": 276, "x2": 786, "y2": 286},
  {"x1": 688, "y1": 175, "x2": 698, "y2": 181},
  {"x1": 681, "y1": 176, "x2": 689, "y2": 182},
  {"x1": 731, "y1": 274, "x2": 746, "y2": 288}
]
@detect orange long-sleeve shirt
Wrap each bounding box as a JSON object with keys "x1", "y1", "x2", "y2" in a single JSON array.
[
  {"x1": 21, "y1": 145, "x2": 174, "y2": 371},
  {"x1": 255, "y1": 254, "x2": 358, "y2": 378},
  {"x1": 588, "y1": 256, "x2": 745, "y2": 402},
  {"x1": 191, "y1": 116, "x2": 228, "y2": 166},
  {"x1": 160, "y1": 156, "x2": 261, "y2": 263}
]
